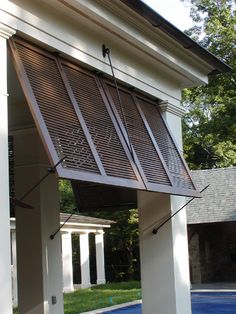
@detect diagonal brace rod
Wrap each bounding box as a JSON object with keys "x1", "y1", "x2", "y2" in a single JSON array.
[
  {"x1": 19, "y1": 156, "x2": 66, "y2": 203},
  {"x1": 50, "y1": 209, "x2": 78, "y2": 240},
  {"x1": 152, "y1": 184, "x2": 210, "y2": 234}
]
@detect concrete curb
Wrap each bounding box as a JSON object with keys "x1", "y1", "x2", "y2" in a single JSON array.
[{"x1": 80, "y1": 299, "x2": 142, "y2": 314}]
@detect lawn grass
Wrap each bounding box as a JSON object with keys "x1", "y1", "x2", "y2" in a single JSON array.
[
  {"x1": 13, "y1": 281, "x2": 141, "y2": 314},
  {"x1": 64, "y1": 281, "x2": 141, "y2": 314}
]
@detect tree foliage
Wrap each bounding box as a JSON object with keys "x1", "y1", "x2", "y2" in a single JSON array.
[
  {"x1": 59, "y1": 179, "x2": 75, "y2": 213},
  {"x1": 92, "y1": 208, "x2": 140, "y2": 282},
  {"x1": 181, "y1": 0, "x2": 236, "y2": 169}
]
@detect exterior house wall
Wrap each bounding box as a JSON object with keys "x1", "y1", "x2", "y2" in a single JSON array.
[
  {"x1": 188, "y1": 230, "x2": 202, "y2": 284},
  {"x1": 187, "y1": 168, "x2": 236, "y2": 284},
  {"x1": 188, "y1": 222, "x2": 236, "y2": 284}
]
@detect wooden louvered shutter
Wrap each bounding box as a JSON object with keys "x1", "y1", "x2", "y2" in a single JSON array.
[
  {"x1": 104, "y1": 83, "x2": 171, "y2": 185},
  {"x1": 61, "y1": 61, "x2": 138, "y2": 180},
  {"x1": 10, "y1": 40, "x2": 99, "y2": 173},
  {"x1": 9, "y1": 37, "x2": 144, "y2": 190},
  {"x1": 9, "y1": 36, "x2": 198, "y2": 199},
  {"x1": 102, "y1": 80, "x2": 198, "y2": 197},
  {"x1": 137, "y1": 96, "x2": 195, "y2": 191}
]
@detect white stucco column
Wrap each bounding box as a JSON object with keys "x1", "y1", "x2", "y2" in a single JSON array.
[
  {"x1": 61, "y1": 231, "x2": 74, "y2": 293},
  {"x1": 14, "y1": 130, "x2": 64, "y2": 314},
  {"x1": 11, "y1": 229, "x2": 18, "y2": 307},
  {"x1": 95, "y1": 231, "x2": 106, "y2": 285},
  {"x1": 0, "y1": 23, "x2": 15, "y2": 314},
  {"x1": 161, "y1": 102, "x2": 191, "y2": 313},
  {"x1": 138, "y1": 102, "x2": 192, "y2": 314},
  {"x1": 79, "y1": 232, "x2": 91, "y2": 288}
]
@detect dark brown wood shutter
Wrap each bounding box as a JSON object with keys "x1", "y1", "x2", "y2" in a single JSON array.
[
  {"x1": 104, "y1": 83, "x2": 171, "y2": 186},
  {"x1": 102, "y1": 80, "x2": 197, "y2": 197},
  {"x1": 9, "y1": 36, "x2": 199, "y2": 202},
  {"x1": 12, "y1": 39, "x2": 100, "y2": 174},
  {"x1": 137, "y1": 96, "x2": 195, "y2": 190},
  {"x1": 61, "y1": 61, "x2": 137, "y2": 180}
]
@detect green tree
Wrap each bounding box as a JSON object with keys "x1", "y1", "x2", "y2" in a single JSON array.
[
  {"x1": 59, "y1": 179, "x2": 75, "y2": 213},
  {"x1": 181, "y1": 0, "x2": 236, "y2": 169}
]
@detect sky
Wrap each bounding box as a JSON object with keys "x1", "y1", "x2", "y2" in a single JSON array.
[{"x1": 142, "y1": 0, "x2": 193, "y2": 31}]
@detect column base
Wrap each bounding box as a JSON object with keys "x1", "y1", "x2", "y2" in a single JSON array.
[
  {"x1": 96, "y1": 279, "x2": 106, "y2": 285},
  {"x1": 80, "y1": 283, "x2": 91, "y2": 289},
  {"x1": 63, "y1": 287, "x2": 74, "y2": 293}
]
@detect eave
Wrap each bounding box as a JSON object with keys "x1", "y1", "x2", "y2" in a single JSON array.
[{"x1": 120, "y1": 0, "x2": 231, "y2": 75}]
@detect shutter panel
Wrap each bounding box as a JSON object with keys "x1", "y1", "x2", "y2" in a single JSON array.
[
  {"x1": 105, "y1": 83, "x2": 171, "y2": 186},
  {"x1": 12, "y1": 39, "x2": 100, "y2": 174},
  {"x1": 61, "y1": 61, "x2": 137, "y2": 180},
  {"x1": 9, "y1": 36, "x2": 199, "y2": 203},
  {"x1": 137, "y1": 96, "x2": 195, "y2": 190},
  {"x1": 103, "y1": 80, "x2": 198, "y2": 197}
]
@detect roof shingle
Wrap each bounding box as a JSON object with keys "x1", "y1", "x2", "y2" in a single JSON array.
[
  {"x1": 187, "y1": 167, "x2": 236, "y2": 224},
  {"x1": 60, "y1": 213, "x2": 115, "y2": 226}
]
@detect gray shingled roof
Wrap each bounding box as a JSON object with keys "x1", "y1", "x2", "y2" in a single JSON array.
[
  {"x1": 60, "y1": 213, "x2": 115, "y2": 226},
  {"x1": 187, "y1": 167, "x2": 236, "y2": 224}
]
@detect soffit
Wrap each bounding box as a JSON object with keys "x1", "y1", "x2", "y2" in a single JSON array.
[{"x1": 119, "y1": 0, "x2": 231, "y2": 74}]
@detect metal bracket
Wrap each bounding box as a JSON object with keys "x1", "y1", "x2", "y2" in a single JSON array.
[{"x1": 102, "y1": 44, "x2": 110, "y2": 58}]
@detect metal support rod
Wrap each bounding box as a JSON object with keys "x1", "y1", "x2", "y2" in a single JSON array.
[
  {"x1": 50, "y1": 209, "x2": 78, "y2": 240},
  {"x1": 152, "y1": 184, "x2": 210, "y2": 234},
  {"x1": 18, "y1": 156, "x2": 66, "y2": 203},
  {"x1": 102, "y1": 44, "x2": 135, "y2": 160}
]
